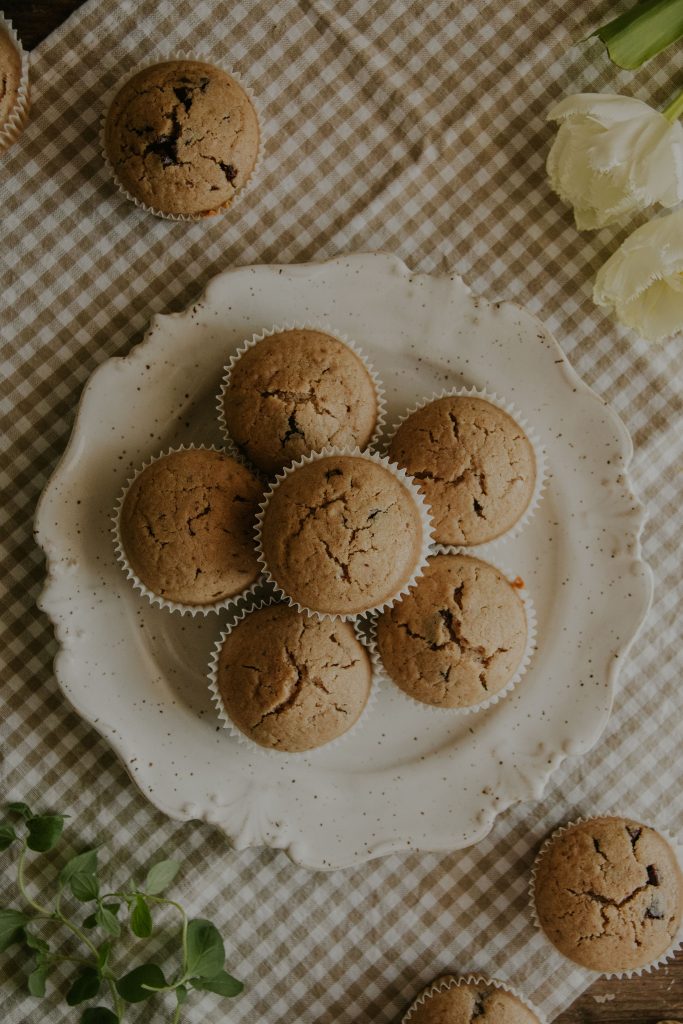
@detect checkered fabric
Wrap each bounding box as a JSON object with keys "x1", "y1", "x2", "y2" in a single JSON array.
[{"x1": 2, "y1": 1, "x2": 682, "y2": 1021}]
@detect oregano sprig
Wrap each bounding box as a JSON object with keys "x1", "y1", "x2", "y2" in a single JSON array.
[{"x1": 0, "y1": 802, "x2": 243, "y2": 1022}]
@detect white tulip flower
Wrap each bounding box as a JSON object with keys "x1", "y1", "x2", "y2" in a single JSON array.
[
  {"x1": 547, "y1": 93, "x2": 683, "y2": 230},
  {"x1": 593, "y1": 207, "x2": 683, "y2": 341}
]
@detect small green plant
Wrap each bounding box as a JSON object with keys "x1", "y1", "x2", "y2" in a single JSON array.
[{"x1": 0, "y1": 802, "x2": 243, "y2": 1022}]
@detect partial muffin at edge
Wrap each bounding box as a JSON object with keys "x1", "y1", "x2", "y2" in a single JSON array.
[{"x1": 403, "y1": 976, "x2": 540, "y2": 1023}]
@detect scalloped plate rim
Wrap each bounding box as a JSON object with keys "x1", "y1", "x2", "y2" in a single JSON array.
[{"x1": 34, "y1": 251, "x2": 653, "y2": 870}]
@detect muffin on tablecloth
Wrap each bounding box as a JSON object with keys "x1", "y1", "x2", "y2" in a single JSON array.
[
  {"x1": 388, "y1": 391, "x2": 540, "y2": 546},
  {"x1": 402, "y1": 975, "x2": 541, "y2": 1024},
  {"x1": 256, "y1": 450, "x2": 433, "y2": 618},
  {"x1": 209, "y1": 602, "x2": 372, "y2": 752},
  {"x1": 103, "y1": 59, "x2": 260, "y2": 218},
  {"x1": 115, "y1": 446, "x2": 262, "y2": 610},
  {"x1": 373, "y1": 553, "x2": 531, "y2": 710},
  {"x1": 532, "y1": 816, "x2": 683, "y2": 974},
  {"x1": 218, "y1": 326, "x2": 383, "y2": 475},
  {"x1": 0, "y1": 16, "x2": 29, "y2": 151}
]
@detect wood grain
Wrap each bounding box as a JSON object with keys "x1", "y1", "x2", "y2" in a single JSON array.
[{"x1": 3, "y1": 1, "x2": 683, "y2": 1022}]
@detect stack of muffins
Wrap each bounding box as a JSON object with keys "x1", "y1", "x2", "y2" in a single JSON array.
[{"x1": 114, "y1": 322, "x2": 544, "y2": 755}]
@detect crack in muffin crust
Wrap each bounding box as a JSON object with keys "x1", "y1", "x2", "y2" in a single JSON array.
[
  {"x1": 215, "y1": 603, "x2": 371, "y2": 751},
  {"x1": 534, "y1": 817, "x2": 683, "y2": 972},
  {"x1": 259, "y1": 454, "x2": 424, "y2": 616},
  {"x1": 388, "y1": 395, "x2": 535, "y2": 546},
  {"x1": 376, "y1": 553, "x2": 526, "y2": 708}
]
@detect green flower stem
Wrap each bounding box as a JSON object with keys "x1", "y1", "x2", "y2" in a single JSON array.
[
  {"x1": 663, "y1": 88, "x2": 683, "y2": 123},
  {"x1": 594, "y1": 0, "x2": 683, "y2": 69},
  {"x1": 17, "y1": 846, "x2": 52, "y2": 917}
]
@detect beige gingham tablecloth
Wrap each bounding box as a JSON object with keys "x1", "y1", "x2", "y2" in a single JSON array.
[{"x1": 2, "y1": 1, "x2": 682, "y2": 1021}]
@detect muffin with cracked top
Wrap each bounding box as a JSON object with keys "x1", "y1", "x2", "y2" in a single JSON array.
[
  {"x1": 257, "y1": 453, "x2": 428, "y2": 617},
  {"x1": 212, "y1": 602, "x2": 372, "y2": 752},
  {"x1": 533, "y1": 816, "x2": 683, "y2": 972},
  {"x1": 388, "y1": 394, "x2": 536, "y2": 546},
  {"x1": 402, "y1": 976, "x2": 540, "y2": 1023},
  {"x1": 375, "y1": 553, "x2": 528, "y2": 709},
  {"x1": 220, "y1": 328, "x2": 380, "y2": 474},
  {"x1": 117, "y1": 447, "x2": 262, "y2": 607},
  {"x1": 103, "y1": 59, "x2": 259, "y2": 218}
]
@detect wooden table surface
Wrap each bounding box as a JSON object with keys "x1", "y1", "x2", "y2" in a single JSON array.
[{"x1": 4, "y1": 2, "x2": 683, "y2": 1022}]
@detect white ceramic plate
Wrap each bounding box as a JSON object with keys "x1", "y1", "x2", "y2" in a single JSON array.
[{"x1": 35, "y1": 253, "x2": 652, "y2": 870}]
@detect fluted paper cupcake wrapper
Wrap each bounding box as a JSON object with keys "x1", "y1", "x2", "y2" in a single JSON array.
[
  {"x1": 216, "y1": 321, "x2": 387, "y2": 472},
  {"x1": 383, "y1": 385, "x2": 548, "y2": 551},
  {"x1": 0, "y1": 14, "x2": 30, "y2": 153},
  {"x1": 207, "y1": 596, "x2": 378, "y2": 758},
  {"x1": 111, "y1": 443, "x2": 264, "y2": 616},
  {"x1": 360, "y1": 550, "x2": 537, "y2": 715},
  {"x1": 528, "y1": 815, "x2": 683, "y2": 980},
  {"x1": 402, "y1": 973, "x2": 547, "y2": 1024},
  {"x1": 254, "y1": 446, "x2": 436, "y2": 622},
  {"x1": 100, "y1": 51, "x2": 263, "y2": 222}
]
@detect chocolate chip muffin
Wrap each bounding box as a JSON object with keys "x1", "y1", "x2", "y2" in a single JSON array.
[
  {"x1": 258, "y1": 453, "x2": 428, "y2": 617},
  {"x1": 118, "y1": 448, "x2": 262, "y2": 606},
  {"x1": 403, "y1": 976, "x2": 540, "y2": 1023},
  {"x1": 533, "y1": 817, "x2": 683, "y2": 972},
  {"x1": 213, "y1": 603, "x2": 372, "y2": 751},
  {"x1": 221, "y1": 328, "x2": 379, "y2": 475},
  {"x1": 375, "y1": 553, "x2": 528, "y2": 708},
  {"x1": 388, "y1": 395, "x2": 537, "y2": 546},
  {"x1": 0, "y1": 27, "x2": 21, "y2": 127},
  {"x1": 104, "y1": 60, "x2": 259, "y2": 217}
]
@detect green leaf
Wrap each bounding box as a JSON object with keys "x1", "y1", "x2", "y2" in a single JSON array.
[
  {"x1": 176, "y1": 984, "x2": 188, "y2": 1006},
  {"x1": 70, "y1": 874, "x2": 100, "y2": 902},
  {"x1": 81, "y1": 1009, "x2": 119, "y2": 1024},
  {"x1": 28, "y1": 964, "x2": 49, "y2": 997},
  {"x1": 95, "y1": 907, "x2": 120, "y2": 938},
  {"x1": 26, "y1": 815, "x2": 64, "y2": 853},
  {"x1": 103, "y1": 902, "x2": 120, "y2": 915},
  {"x1": 0, "y1": 909, "x2": 28, "y2": 951},
  {"x1": 116, "y1": 963, "x2": 166, "y2": 1003},
  {"x1": 593, "y1": 0, "x2": 683, "y2": 69},
  {"x1": 185, "y1": 919, "x2": 225, "y2": 979},
  {"x1": 0, "y1": 824, "x2": 17, "y2": 851},
  {"x1": 130, "y1": 896, "x2": 152, "y2": 938},
  {"x1": 144, "y1": 859, "x2": 181, "y2": 895},
  {"x1": 7, "y1": 802, "x2": 33, "y2": 819},
  {"x1": 66, "y1": 966, "x2": 101, "y2": 1006},
  {"x1": 24, "y1": 931, "x2": 50, "y2": 954},
  {"x1": 97, "y1": 942, "x2": 111, "y2": 971},
  {"x1": 60, "y1": 849, "x2": 99, "y2": 885},
  {"x1": 190, "y1": 970, "x2": 243, "y2": 997},
  {"x1": 83, "y1": 913, "x2": 98, "y2": 929}
]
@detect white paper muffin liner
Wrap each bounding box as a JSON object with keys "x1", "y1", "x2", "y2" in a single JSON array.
[
  {"x1": 529, "y1": 814, "x2": 683, "y2": 979},
  {"x1": 0, "y1": 14, "x2": 30, "y2": 153},
  {"x1": 207, "y1": 596, "x2": 377, "y2": 758},
  {"x1": 402, "y1": 973, "x2": 546, "y2": 1024},
  {"x1": 111, "y1": 443, "x2": 264, "y2": 616},
  {"x1": 216, "y1": 321, "x2": 387, "y2": 472},
  {"x1": 361, "y1": 550, "x2": 537, "y2": 716},
  {"x1": 383, "y1": 386, "x2": 548, "y2": 550},
  {"x1": 254, "y1": 446, "x2": 436, "y2": 622},
  {"x1": 100, "y1": 51, "x2": 263, "y2": 221}
]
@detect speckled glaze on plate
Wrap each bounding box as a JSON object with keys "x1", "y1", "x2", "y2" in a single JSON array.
[{"x1": 34, "y1": 253, "x2": 652, "y2": 871}]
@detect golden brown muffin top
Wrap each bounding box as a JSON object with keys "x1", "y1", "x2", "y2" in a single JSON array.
[{"x1": 104, "y1": 60, "x2": 259, "y2": 217}]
